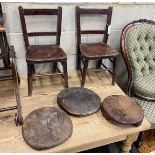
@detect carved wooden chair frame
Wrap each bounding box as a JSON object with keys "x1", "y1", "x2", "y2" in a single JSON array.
[
  {"x1": 121, "y1": 19, "x2": 155, "y2": 99},
  {"x1": 0, "y1": 46, "x2": 23, "y2": 126}
]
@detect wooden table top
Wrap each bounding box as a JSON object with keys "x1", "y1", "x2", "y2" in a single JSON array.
[{"x1": 0, "y1": 70, "x2": 151, "y2": 152}]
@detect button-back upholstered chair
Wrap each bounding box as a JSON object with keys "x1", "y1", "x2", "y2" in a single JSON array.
[
  {"x1": 18, "y1": 6, "x2": 68, "y2": 96},
  {"x1": 121, "y1": 19, "x2": 155, "y2": 148},
  {"x1": 76, "y1": 6, "x2": 119, "y2": 87}
]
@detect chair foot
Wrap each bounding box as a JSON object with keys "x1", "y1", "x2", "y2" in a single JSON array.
[{"x1": 81, "y1": 59, "x2": 88, "y2": 87}]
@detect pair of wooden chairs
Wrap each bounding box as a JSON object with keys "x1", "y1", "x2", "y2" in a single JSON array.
[{"x1": 19, "y1": 6, "x2": 118, "y2": 96}]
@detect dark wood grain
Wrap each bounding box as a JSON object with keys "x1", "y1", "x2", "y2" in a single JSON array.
[
  {"x1": 18, "y1": 6, "x2": 68, "y2": 96},
  {"x1": 26, "y1": 45, "x2": 67, "y2": 63},
  {"x1": 81, "y1": 30, "x2": 106, "y2": 34},
  {"x1": 22, "y1": 107, "x2": 73, "y2": 150},
  {"x1": 75, "y1": 6, "x2": 118, "y2": 87},
  {"x1": 80, "y1": 43, "x2": 118, "y2": 59},
  {"x1": 57, "y1": 87, "x2": 101, "y2": 117},
  {"x1": 79, "y1": 8, "x2": 109, "y2": 15},
  {"x1": 101, "y1": 95, "x2": 144, "y2": 127},
  {"x1": 23, "y1": 9, "x2": 58, "y2": 15},
  {"x1": 28, "y1": 32, "x2": 57, "y2": 36}
]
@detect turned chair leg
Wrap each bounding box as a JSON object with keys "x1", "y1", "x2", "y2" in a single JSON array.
[
  {"x1": 96, "y1": 59, "x2": 102, "y2": 69},
  {"x1": 61, "y1": 60, "x2": 68, "y2": 88},
  {"x1": 112, "y1": 57, "x2": 117, "y2": 85},
  {"x1": 81, "y1": 59, "x2": 89, "y2": 87},
  {"x1": 52, "y1": 62, "x2": 57, "y2": 73},
  {"x1": 28, "y1": 64, "x2": 33, "y2": 96}
]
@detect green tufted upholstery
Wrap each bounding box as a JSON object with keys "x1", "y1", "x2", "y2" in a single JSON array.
[
  {"x1": 132, "y1": 96, "x2": 155, "y2": 126},
  {"x1": 125, "y1": 24, "x2": 155, "y2": 99},
  {"x1": 133, "y1": 75, "x2": 155, "y2": 99}
]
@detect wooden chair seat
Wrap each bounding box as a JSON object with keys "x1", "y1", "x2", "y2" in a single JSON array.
[
  {"x1": 26, "y1": 45, "x2": 67, "y2": 63},
  {"x1": 80, "y1": 43, "x2": 118, "y2": 59}
]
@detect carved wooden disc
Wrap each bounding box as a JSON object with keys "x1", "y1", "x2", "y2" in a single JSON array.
[
  {"x1": 57, "y1": 87, "x2": 101, "y2": 117},
  {"x1": 22, "y1": 107, "x2": 73, "y2": 150},
  {"x1": 101, "y1": 95, "x2": 144, "y2": 126}
]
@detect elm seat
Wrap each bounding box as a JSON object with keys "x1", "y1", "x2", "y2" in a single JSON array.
[
  {"x1": 26, "y1": 45, "x2": 67, "y2": 62},
  {"x1": 133, "y1": 75, "x2": 155, "y2": 99},
  {"x1": 80, "y1": 43, "x2": 118, "y2": 59}
]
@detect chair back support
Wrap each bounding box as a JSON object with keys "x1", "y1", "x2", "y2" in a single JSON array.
[
  {"x1": 121, "y1": 19, "x2": 155, "y2": 82},
  {"x1": 18, "y1": 6, "x2": 62, "y2": 49},
  {"x1": 76, "y1": 6, "x2": 113, "y2": 45}
]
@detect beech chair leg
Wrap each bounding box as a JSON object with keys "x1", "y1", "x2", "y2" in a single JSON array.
[
  {"x1": 81, "y1": 59, "x2": 88, "y2": 87},
  {"x1": 112, "y1": 57, "x2": 117, "y2": 85},
  {"x1": 52, "y1": 62, "x2": 57, "y2": 73},
  {"x1": 61, "y1": 60, "x2": 68, "y2": 88},
  {"x1": 96, "y1": 59, "x2": 102, "y2": 69},
  {"x1": 28, "y1": 64, "x2": 33, "y2": 96}
]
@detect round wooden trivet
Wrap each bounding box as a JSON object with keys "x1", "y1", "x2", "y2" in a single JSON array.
[
  {"x1": 57, "y1": 87, "x2": 101, "y2": 117},
  {"x1": 22, "y1": 107, "x2": 73, "y2": 150},
  {"x1": 101, "y1": 95, "x2": 144, "y2": 127}
]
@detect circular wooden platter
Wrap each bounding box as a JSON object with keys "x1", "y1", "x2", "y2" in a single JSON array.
[
  {"x1": 57, "y1": 87, "x2": 101, "y2": 117},
  {"x1": 22, "y1": 107, "x2": 73, "y2": 150},
  {"x1": 101, "y1": 95, "x2": 144, "y2": 127}
]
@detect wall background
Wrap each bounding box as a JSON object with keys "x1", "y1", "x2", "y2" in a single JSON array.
[{"x1": 1, "y1": 2, "x2": 155, "y2": 89}]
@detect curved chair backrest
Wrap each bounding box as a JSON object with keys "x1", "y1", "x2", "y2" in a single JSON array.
[{"x1": 121, "y1": 19, "x2": 155, "y2": 94}]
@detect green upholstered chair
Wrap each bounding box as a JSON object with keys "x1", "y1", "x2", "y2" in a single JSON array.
[{"x1": 121, "y1": 19, "x2": 155, "y2": 125}]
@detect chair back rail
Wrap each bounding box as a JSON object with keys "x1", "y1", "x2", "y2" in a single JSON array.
[
  {"x1": 18, "y1": 6, "x2": 62, "y2": 49},
  {"x1": 75, "y1": 6, "x2": 113, "y2": 45}
]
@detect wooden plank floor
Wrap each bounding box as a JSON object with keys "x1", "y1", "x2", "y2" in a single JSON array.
[{"x1": 0, "y1": 70, "x2": 151, "y2": 152}]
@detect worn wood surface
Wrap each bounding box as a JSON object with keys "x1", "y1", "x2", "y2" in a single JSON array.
[
  {"x1": 57, "y1": 87, "x2": 101, "y2": 116},
  {"x1": 0, "y1": 70, "x2": 151, "y2": 152},
  {"x1": 101, "y1": 95, "x2": 144, "y2": 127},
  {"x1": 22, "y1": 107, "x2": 73, "y2": 150}
]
